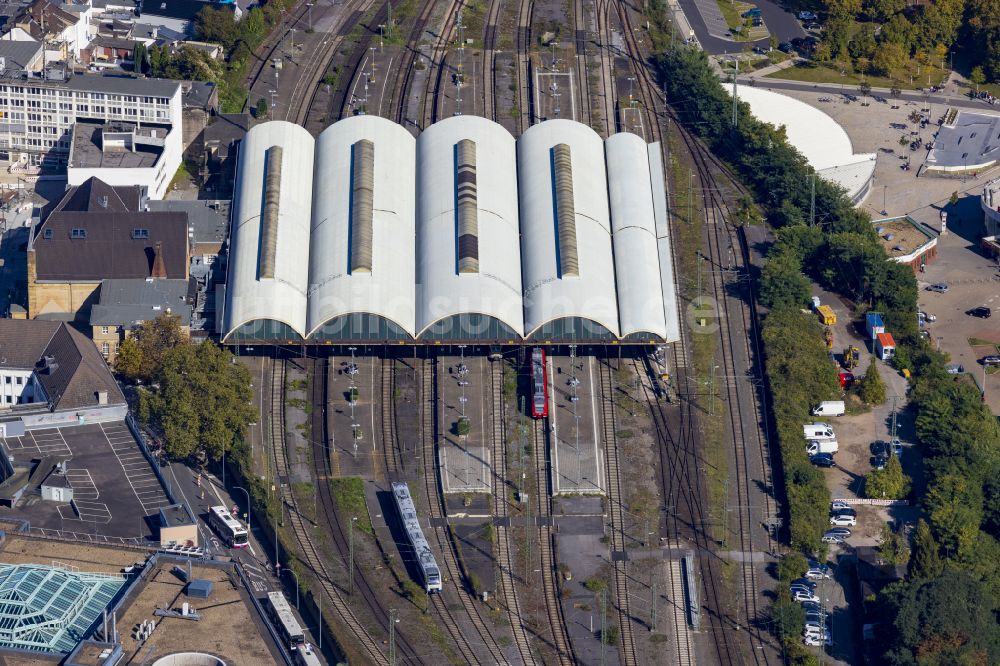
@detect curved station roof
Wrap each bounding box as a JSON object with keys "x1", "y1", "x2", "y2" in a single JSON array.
[
  {"x1": 732, "y1": 85, "x2": 877, "y2": 205},
  {"x1": 223, "y1": 117, "x2": 679, "y2": 344}
]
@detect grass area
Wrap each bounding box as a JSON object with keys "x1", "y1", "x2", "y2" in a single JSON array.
[
  {"x1": 968, "y1": 337, "x2": 999, "y2": 347},
  {"x1": 715, "y1": 0, "x2": 767, "y2": 42},
  {"x1": 329, "y1": 477, "x2": 374, "y2": 536},
  {"x1": 767, "y1": 61, "x2": 948, "y2": 90},
  {"x1": 167, "y1": 161, "x2": 194, "y2": 191},
  {"x1": 291, "y1": 482, "x2": 316, "y2": 521}
]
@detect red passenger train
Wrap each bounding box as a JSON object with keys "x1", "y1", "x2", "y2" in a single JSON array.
[{"x1": 531, "y1": 347, "x2": 549, "y2": 419}]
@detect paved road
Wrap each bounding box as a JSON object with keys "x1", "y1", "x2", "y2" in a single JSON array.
[
  {"x1": 678, "y1": 0, "x2": 805, "y2": 53},
  {"x1": 743, "y1": 76, "x2": 1000, "y2": 113}
]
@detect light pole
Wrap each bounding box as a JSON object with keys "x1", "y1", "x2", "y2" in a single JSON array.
[
  {"x1": 348, "y1": 516, "x2": 357, "y2": 595},
  {"x1": 307, "y1": 2, "x2": 313, "y2": 31},
  {"x1": 233, "y1": 486, "x2": 252, "y2": 528},
  {"x1": 283, "y1": 568, "x2": 300, "y2": 610}
]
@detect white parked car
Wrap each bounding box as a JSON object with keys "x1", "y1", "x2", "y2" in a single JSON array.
[
  {"x1": 794, "y1": 590, "x2": 820, "y2": 604},
  {"x1": 803, "y1": 631, "x2": 832, "y2": 647},
  {"x1": 830, "y1": 501, "x2": 852, "y2": 512},
  {"x1": 829, "y1": 514, "x2": 857, "y2": 527}
]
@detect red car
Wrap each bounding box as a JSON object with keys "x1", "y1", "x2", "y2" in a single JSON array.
[{"x1": 838, "y1": 372, "x2": 855, "y2": 389}]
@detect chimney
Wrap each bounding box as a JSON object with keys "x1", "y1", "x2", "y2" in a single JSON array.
[{"x1": 151, "y1": 241, "x2": 167, "y2": 279}]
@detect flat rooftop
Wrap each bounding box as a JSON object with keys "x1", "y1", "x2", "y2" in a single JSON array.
[
  {"x1": 925, "y1": 110, "x2": 1000, "y2": 171},
  {"x1": 872, "y1": 216, "x2": 936, "y2": 260},
  {"x1": 0, "y1": 422, "x2": 172, "y2": 542},
  {"x1": 114, "y1": 560, "x2": 281, "y2": 664},
  {"x1": 69, "y1": 122, "x2": 164, "y2": 170}
]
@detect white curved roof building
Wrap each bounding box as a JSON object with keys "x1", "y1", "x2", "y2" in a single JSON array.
[
  {"x1": 732, "y1": 85, "x2": 876, "y2": 204},
  {"x1": 605, "y1": 132, "x2": 667, "y2": 339},
  {"x1": 308, "y1": 116, "x2": 416, "y2": 340},
  {"x1": 518, "y1": 120, "x2": 619, "y2": 339},
  {"x1": 221, "y1": 119, "x2": 680, "y2": 344},
  {"x1": 415, "y1": 116, "x2": 524, "y2": 339},
  {"x1": 224, "y1": 121, "x2": 314, "y2": 342}
]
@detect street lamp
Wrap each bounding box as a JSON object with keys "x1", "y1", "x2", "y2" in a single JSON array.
[
  {"x1": 233, "y1": 486, "x2": 252, "y2": 528},
  {"x1": 283, "y1": 568, "x2": 300, "y2": 610}
]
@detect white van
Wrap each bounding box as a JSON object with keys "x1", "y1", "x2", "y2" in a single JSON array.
[
  {"x1": 803, "y1": 423, "x2": 835, "y2": 440},
  {"x1": 811, "y1": 401, "x2": 845, "y2": 417},
  {"x1": 807, "y1": 440, "x2": 839, "y2": 455}
]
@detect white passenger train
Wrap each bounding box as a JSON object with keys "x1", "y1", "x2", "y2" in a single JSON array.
[{"x1": 391, "y1": 482, "x2": 443, "y2": 593}]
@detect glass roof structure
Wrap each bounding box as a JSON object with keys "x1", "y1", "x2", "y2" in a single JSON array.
[{"x1": 0, "y1": 564, "x2": 125, "y2": 654}]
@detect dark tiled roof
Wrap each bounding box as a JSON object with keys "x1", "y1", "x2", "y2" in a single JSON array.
[
  {"x1": 140, "y1": 0, "x2": 232, "y2": 22},
  {"x1": 90, "y1": 277, "x2": 195, "y2": 326},
  {"x1": 0, "y1": 319, "x2": 125, "y2": 411},
  {"x1": 32, "y1": 178, "x2": 188, "y2": 281}
]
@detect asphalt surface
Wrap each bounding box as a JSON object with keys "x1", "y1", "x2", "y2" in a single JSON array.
[
  {"x1": 745, "y1": 77, "x2": 999, "y2": 113},
  {"x1": 679, "y1": 0, "x2": 805, "y2": 53}
]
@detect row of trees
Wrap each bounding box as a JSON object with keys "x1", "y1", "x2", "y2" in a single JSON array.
[
  {"x1": 656, "y1": 43, "x2": 1000, "y2": 661},
  {"x1": 120, "y1": 314, "x2": 256, "y2": 463},
  {"x1": 809, "y1": 0, "x2": 999, "y2": 82},
  {"x1": 129, "y1": 2, "x2": 298, "y2": 113}
]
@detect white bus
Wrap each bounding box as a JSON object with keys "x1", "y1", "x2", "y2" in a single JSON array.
[
  {"x1": 266, "y1": 591, "x2": 305, "y2": 652},
  {"x1": 208, "y1": 505, "x2": 249, "y2": 548}
]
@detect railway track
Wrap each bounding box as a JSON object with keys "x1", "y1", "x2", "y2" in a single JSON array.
[
  {"x1": 268, "y1": 356, "x2": 400, "y2": 665},
  {"x1": 419, "y1": 1, "x2": 464, "y2": 128},
  {"x1": 389, "y1": 0, "x2": 440, "y2": 127},
  {"x1": 572, "y1": 0, "x2": 594, "y2": 129},
  {"x1": 482, "y1": 0, "x2": 504, "y2": 121},
  {"x1": 377, "y1": 357, "x2": 400, "y2": 482},
  {"x1": 595, "y1": 0, "x2": 618, "y2": 136},
  {"x1": 609, "y1": 2, "x2": 781, "y2": 661},
  {"x1": 489, "y1": 358, "x2": 536, "y2": 666},
  {"x1": 514, "y1": 0, "x2": 532, "y2": 134},
  {"x1": 417, "y1": 357, "x2": 506, "y2": 665},
  {"x1": 597, "y1": 359, "x2": 638, "y2": 666},
  {"x1": 531, "y1": 420, "x2": 574, "y2": 666},
  {"x1": 242, "y1": 0, "x2": 313, "y2": 113}
]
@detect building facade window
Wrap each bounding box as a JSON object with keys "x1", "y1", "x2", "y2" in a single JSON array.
[
  {"x1": 101, "y1": 326, "x2": 109, "y2": 334},
  {"x1": 101, "y1": 342, "x2": 110, "y2": 357}
]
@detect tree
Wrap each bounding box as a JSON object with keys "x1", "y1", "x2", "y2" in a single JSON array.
[
  {"x1": 770, "y1": 597, "x2": 806, "y2": 642},
  {"x1": 950, "y1": 190, "x2": 959, "y2": 206},
  {"x1": 872, "y1": 42, "x2": 906, "y2": 77},
  {"x1": 910, "y1": 519, "x2": 943, "y2": 579},
  {"x1": 879, "y1": 523, "x2": 910, "y2": 566},
  {"x1": 255, "y1": 98, "x2": 268, "y2": 119},
  {"x1": 776, "y1": 552, "x2": 808, "y2": 582},
  {"x1": 132, "y1": 43, "x2": 148, "y2": 75},
  {"x1": 865, "y1": 454, "x2": 910, "y2": 499},
  {"x1": 116, "y1": 313, "x2": 188, "y2": 382},
  {"x1": 194, "y1": 6, "x2": 240, "y2": 52},
  {"x1": 879, "y1": 570, "x2": 1000, "y2": 665},
  {"x1": 858, "y1": 361, "x2": 887, "y2": 404},
  {"x1": 864, "y1": 0, "x2": 906, "y2": 22},
  {"x1": 143, "y1": 342, "x2": 256, "y2": 462},
  {"x1": 759, "y1": 250, "x2": 811, "y2": 310},
  {"x1": 925, "y1": 473, "x2": 984, "y2": 558},
  {"x1": 969, "y1": 66, "x2": 986, "y2": 93}
]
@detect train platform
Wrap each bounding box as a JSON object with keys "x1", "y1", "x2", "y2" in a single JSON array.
[
  {"x1": 548, "y1": 354, "x2": 605, "y2": 495},
  {"x1": 437, "y1": 356, "x2": 491, "y2": 494},
  {"x1": 327, "y1": 355, "x2": 378, "y2": 479}
]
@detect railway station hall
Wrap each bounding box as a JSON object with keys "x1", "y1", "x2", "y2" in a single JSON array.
[{"x1": 221, "y1": 116, "x2": 680, "y2": 347}]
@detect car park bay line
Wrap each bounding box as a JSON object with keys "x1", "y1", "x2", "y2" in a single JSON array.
[{"x1": 98, "y1": 422, "x2": 171, "y2": 514}]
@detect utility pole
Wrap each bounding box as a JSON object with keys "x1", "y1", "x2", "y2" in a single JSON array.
[
  {"x1": 731, "y1": 58, "x2": 739, "y2": 128},
  {"x1": 890, "y1": 396, "x2": 898, "y2": 441},
  {"x1": 687, "y1": 170, "x2": 694, "y2": 224},
  {"x1": 600, "y1": 587, "x2": 608, "y2": 666},
  {"x1": 388, "y1": 608, "x2": 398, "y2": 666},
  {"x1": 348, "y1": 516, "x2": 357, "y2": 594},
  {"x1": 650, "y1": 581, "x2": 658, "y2": 632},
  {"x1": 809, "y1": 173, "x2": 816, "y2": 226}
]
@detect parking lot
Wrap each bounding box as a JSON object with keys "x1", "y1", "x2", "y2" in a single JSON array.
[{"x1": 1, "y1": 421, "x2": 172, "y2": 539}]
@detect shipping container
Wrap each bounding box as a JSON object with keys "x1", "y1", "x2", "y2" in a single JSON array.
[
  {"x1": 865, "y1": 313, "x2": 885, "y2": 340},
  {"x1": 817, "y1": 305, "x2": 836, "y2": 325}
]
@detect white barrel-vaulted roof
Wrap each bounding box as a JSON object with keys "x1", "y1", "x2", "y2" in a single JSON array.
[
  {"x1": 415, "y1": 115, "x2": 524, "y2": 338},
  {"x1": 605, "y1": 132, "x2": 667, "y2": 338},
  {"x1": 308, "y1": 115, "x2": 416, "y2": 338},
  {"x1": 224, "y1": 121, "x2": 314, "y2": 341},
  {"x1": 518, "y1": 120, "x2": 619, "y2": 338}
]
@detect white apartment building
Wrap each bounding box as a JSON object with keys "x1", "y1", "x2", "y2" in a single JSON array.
[
  {"x1": 0, "y1": 368, "x2": 44, "y2": 407},
  {"x1": 0, "y1": 70, "x2": 183, "y2": 198}
]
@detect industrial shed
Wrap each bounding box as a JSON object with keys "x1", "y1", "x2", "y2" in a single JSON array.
[
  {"x1": 416, "y1": 116, "x2": 525, "y2": 340},
  {"x1": 308, "y1": 115, "x2": 417, "y2": 340},
  {"x1": 221, "y1": 119, "x2": 680, "y2": 345},
  {"x1": 518, "y1": 120, "x2": 620, "y2": 340},
  {"x1": 224, "y1": 121, "x2": 314, "y2": 341}
]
